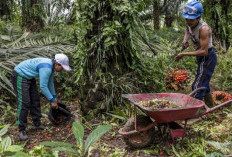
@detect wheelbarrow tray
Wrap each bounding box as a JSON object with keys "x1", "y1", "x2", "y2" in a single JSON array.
[{"x1": 122, "y1": 93, "x2": 205, "y2": 123}]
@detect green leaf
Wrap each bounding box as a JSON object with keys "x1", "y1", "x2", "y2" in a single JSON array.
[
  {"x1": 2, "y1": 136, "x2": 11, "y2": 151},
  {"x1": 0, "y1": 125, "x2": 6, "y2": 129},
  {"x1": 104, "y1": 37, "x2": 111, "y2": 43},
  {"x1": 52, "y1": 147, "x2": 79, "y2": 155},
  {"x1": 1, "y1": 35, "x2": 11, "y2": 41},
  {"x1": 13, "y1": 151, "x2": 30, "y2": 157},
  {"x1": 41, "y1": 141, "x2": 75, "y2": 148},
  {"x1": 0, "y1": 124, "x2": 10, "y2": 137},
  {"x1": 72, "y1": 122, "x2": 84, "y2": 146},
  {"x1": 172, "y1": 145, "x2": 181, "y2": 157},
  {"x1": 7, "y1": 145, "x2": 24, "y2": 152},
  {"x1": 114, "y1": 21, "x2": 120, "y2": 25},
  {"x1": 105, "y1": 112, "x2": 125, "y2": 120},
  {"x1": 84, "y1": 125, "x2": 112, "y2": 154}
]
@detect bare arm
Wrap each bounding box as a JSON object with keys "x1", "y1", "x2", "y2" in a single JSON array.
[
  {"x1": 182, "y1": 28, "x2": 190, "y2": 49},
  {"x1": 183, "y1": 28, "x2": 190, "y2": 44},
  {"x1": 175, "y1": 26, "x2": 210, "y2": 60}
]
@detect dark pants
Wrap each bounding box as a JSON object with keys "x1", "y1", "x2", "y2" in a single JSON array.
[
  {"x1": 12, "y1": 71, "x2": 41, "y2": 131},
  {"x1": 192, "y1": 48, "x2": 217, "y2": 100}
]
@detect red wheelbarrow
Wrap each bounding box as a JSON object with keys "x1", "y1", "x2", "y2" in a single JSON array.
[{"x1": 118, "y1": 88, "x2": 232, "y2": 148}]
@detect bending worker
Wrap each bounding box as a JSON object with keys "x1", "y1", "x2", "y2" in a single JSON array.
[
  {"x1": 12, "y1": 54, "x2": 71, "y2": 140},
  {"x1": 174, "y1": 1, "x2": 217, "y2": 106}
]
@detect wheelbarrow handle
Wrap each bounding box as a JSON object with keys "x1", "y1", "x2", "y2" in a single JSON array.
[
  {"x1": 202, "y1": 99, "x2": 232, "y2": 116},
  {"x1": 188, "y1": 87, "x2": 207, "y2": 97}
]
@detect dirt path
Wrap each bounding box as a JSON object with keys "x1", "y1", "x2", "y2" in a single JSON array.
[{"x1": 7, "y1": 114, "x2": 166, "y2": 157}]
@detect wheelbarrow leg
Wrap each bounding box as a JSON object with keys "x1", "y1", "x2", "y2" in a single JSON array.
[
  {"x1": 134, "y1": 105, "x2": 137, "y2": 130},
  {"x1": 129, "y1": 103, "x2": 132, "y2": 118},
  {"x1": 168, "y1": 121, "x2": 186, "y2": 145},
  {"x1": 167, "y1": 123, "x2": 175, "y2": 144},
  {"x1": 181, "y1": 120, "x2": 188, "y2": 146}
]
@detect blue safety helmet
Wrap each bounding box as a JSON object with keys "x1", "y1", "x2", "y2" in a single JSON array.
[{"x1": 183, "y1": 1, "x2": 203, "y2": 19}]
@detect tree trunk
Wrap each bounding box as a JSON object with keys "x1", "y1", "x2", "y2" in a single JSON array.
[
  {"x1": 21, "y1": 0, "x2": 44, "y2": 32},
  {"x1": 0, "y1": 0, "x2": 12, "y2": 20},
  {"x1": 164, "y1": 15, "x2": 174, "y2": 28},
  {"x1": 153, "y1": 0, "x2": 160, "y2": 30},
  {"x1": 75, "y1": 0, "x2": 142, "y2": 115},
  {"x1": 221, "y1": 0, "x2": 230, "y2": 50},
  {"x1": 206, "y1": 0, "x2": 230, "y2": 50}
]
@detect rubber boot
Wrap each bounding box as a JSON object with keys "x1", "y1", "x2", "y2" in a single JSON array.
[
  {"x1": 19, "y1": 130, "x2": 28, "y2": 140},
  {"x1": 204, "y1": 92, "x2": 214, "y2": 107},
  {"x1": 33, "y1": 124, "x2": 47, "y2": 130}
]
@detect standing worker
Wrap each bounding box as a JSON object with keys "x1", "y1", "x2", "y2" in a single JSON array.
[
  {"x1": 174, "y1": 1, "x2": 217, "y2": 106},
  {"x1": 12, "y1": 54, "x2": 71, "y2": 140}
]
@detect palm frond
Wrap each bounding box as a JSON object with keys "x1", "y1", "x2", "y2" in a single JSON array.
[
  {"x1": 44, "y1": 0, "x2": 75, "y2": 26},
  {"x1": 206, "y1": 141, "x2": 232, "y2": 154}
]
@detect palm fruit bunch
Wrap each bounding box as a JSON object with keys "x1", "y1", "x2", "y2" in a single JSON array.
[
  {"x1": 165, "y1": 68, "x2": 189, "y2": 91},
  {"x1": 212, "y1": 91, "x2": 232, "y2": 105}
]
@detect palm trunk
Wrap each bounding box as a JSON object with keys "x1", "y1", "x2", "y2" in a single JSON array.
[
  {"x1": 0, "y1": 0, "x2": 12, "y2": 20},
  {"x1": 221, "y1": 0, "x2": 230, "y2": 50},
  {"x1": 164, "y1": 15, "x2": 174, "y2": 28},
  {"x1": 153, "y1": 0, "x2": 160, "y2": 30},
  {"x1": 21, "y1": 0, "x2": 44, "y2": 32}
]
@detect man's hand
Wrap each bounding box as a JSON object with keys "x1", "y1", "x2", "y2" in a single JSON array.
[
  {"x1": 55, "y1": 98, "x2": 58, "y2": 104},
  {"x1": 51, "y1": 98, "x2": 58, "y2": 109},
  {"x1": 182, "y1": 41, "x2": 189, "y2": 50},
  {"x1": 174, "y1": 53, "x2": 185, "y2": 61}
]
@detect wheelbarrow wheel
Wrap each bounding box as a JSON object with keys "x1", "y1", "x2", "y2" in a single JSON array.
[{"x1": 122, "y1": 115, "x2": 155, "y2": 148}]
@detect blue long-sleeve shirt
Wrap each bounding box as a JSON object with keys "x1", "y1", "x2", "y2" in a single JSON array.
[{"x1": 14, "y1": 58, "x2": 57, "y2": 102}]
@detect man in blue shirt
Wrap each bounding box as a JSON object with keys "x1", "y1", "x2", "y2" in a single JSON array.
[{"x1": 12, "y1": 54, "x2": 71, "y2": 140}]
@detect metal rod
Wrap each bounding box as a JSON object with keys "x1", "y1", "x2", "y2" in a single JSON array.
[
  {"x1": 129, "y1": 103, "x2": 131, "y2": 118},
  {"x1": 181, "y1": 120, "x2": 187, "y2": 146},
  {"x1": 167, "y1": 46, "x2": 187, "y2": 71},
  {"x1": 189, "y1": 87, "x2": 207, "y2": 97},
  {"x1": 203, "y1": 99, "x2": 232, "y2": 115},
  {"x1": 136, "y1": 30, "x2": 157, "y2": 55},
  {"x1": 118, "y1": 122, "x2": 156, "y2": 136},
  {"x1": 134, "y1": 105, "x2": 137, "y2": 130},
  {"x1": 192, "y1": 99, "x2": 232, "y2": 119}
]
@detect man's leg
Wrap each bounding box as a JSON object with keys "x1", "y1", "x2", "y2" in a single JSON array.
[
  {"x1": 12, "y1": 71, "x2": 31, "y2": 140},
  {"x1": 192, "y1": 49, "x2": 217, "y2": 103},
  {"x1": 203, "y1": 50, "x2": 217, "y2": 107},
  {"x1": 192, "y1": 57, "x2": 207, "y2": 100},
  {"x1": 204, "y1": 92, "x2": 214, "y2": 107},
  {"x1": 29, "y1": 78, "x2": 42, "y2": 127}
]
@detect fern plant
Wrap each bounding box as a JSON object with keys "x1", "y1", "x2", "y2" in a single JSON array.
[{"x1": 41, "y1": 121, "x2": 112, "y2": 157}]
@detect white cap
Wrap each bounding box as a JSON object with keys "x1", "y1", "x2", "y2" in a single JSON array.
[{"x1": 55, "y1": 54, "x2": 71, "y2": 71}]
